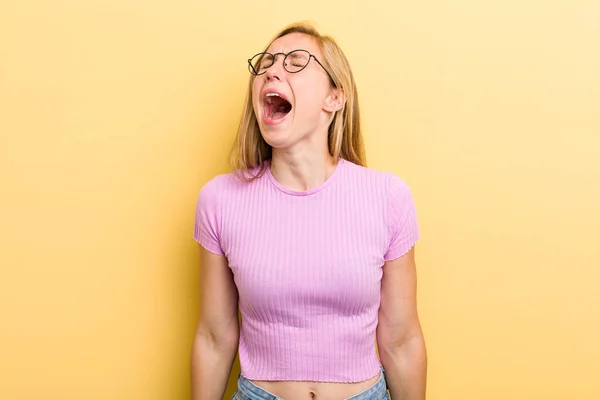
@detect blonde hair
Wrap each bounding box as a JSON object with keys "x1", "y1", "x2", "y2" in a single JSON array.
[{"x1": 230, "y1": 22, "x2": 366, "y2": 181}]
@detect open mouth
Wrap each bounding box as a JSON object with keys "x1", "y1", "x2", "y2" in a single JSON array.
[{"x1": 264, "y1": 93, "x2": 292, "y2": 122}]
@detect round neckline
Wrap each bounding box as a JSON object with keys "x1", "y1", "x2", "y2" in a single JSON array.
[{"x1": 265, "y1": 158, "x2": 346, "y2": 196}]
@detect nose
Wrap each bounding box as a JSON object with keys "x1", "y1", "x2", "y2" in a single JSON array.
[{"x1": 265, "y1": 54, "x2": 286, "y2": 82}]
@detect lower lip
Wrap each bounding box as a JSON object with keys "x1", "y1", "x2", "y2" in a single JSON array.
[{"x1": 263, "y1": 112, "x2": 289, "y2": 126}]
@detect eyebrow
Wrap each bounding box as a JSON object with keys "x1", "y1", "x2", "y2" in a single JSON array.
[{"x1": 287, "y1": 52, "x2": 308, "y2": 58}]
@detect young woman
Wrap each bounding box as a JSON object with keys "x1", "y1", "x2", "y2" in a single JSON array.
[{"x1": 191, "y1": 22, "x2": 427, "y2": 400}]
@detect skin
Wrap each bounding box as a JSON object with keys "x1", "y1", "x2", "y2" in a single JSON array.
[
  {"x1": 252, "y1": 32, "x2": 344, "y2": 193},
  {"x1": 191, "y1": 32, "x2": 426, "y2": 400}
]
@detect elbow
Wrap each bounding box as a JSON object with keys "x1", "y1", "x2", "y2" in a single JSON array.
[
  {"x1": 193, "y1": 325, "x2": 239, "y2": 356},
  {"x1": 377, "y1": 328, "x2": 427, "y2": 361},
  {"x1": 378, "y1": 336, "x2": 428, "y2": 374}
]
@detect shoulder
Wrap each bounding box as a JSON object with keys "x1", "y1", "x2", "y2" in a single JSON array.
[
  {"x1": 341, "y1": 159, "x2": 412, "y2": 193},
  {"x1": 199, "y1": 172, "x2": 239, "y2": 194},
  {"x1": 196, "y1": 171, "x2": 240, "y2": 206},
  {"x1": 197, "y1": 166, "x2": 268, "y2": 205},
  {"x1": 198, "y1": 172, "x2": 230, "y2": 198},
  {"x1": 386, "y1": 172, "x2": 413, "y2": 198}
]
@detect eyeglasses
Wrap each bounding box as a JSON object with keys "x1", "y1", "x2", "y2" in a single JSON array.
[{"x1": 248, "y1": 49, "x2": 335, "y2": 86}]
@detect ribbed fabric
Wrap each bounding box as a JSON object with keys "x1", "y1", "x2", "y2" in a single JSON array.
[{"x1": 193, "y1": 158, "x2": 419, "y2": 383}]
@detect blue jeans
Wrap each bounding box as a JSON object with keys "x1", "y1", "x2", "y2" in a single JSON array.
[{"x1": 232, "y1": 367, "x2": 390, "y2": 400}]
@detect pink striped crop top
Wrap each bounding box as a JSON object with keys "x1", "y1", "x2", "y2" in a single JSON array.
[{"x1": 193, "y1": 158, "x2": 419, "y2": 383}]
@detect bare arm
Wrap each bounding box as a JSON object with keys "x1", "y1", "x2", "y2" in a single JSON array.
[
  {"x1": 191, "y1": 245, "x2": 240, "y2": 400},
  {"x1": 377, "y1": 247, "x2": 427, "y2": 400}
]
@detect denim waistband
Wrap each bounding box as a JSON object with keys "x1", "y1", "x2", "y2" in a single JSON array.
[{"x1": 234, "y1": 367, "x2": 389, "y2": 400}]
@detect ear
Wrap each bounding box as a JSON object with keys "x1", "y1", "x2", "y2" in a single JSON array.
[{"x1": 323, "y1": 87, "x2": 346, "y2": 113}]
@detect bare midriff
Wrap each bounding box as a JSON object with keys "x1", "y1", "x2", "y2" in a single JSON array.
[{"x1": 250, "y1": 371, "x2": 381, "y2": 400}]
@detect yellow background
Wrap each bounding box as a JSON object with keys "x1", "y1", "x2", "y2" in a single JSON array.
[{"x1": 1, "y1": 0, "x2": 598, "y2": 399}]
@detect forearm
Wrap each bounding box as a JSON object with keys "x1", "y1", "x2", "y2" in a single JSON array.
[
  {"x1": 379, "y1": 335, "x2": 427, "y2": 400},
  {"x1": 191, "y1": 333, "x2": 238, "y2": 400}
]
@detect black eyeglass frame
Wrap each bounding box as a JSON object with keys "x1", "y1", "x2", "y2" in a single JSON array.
[{"x1": 247, "y1": 49, "x2": 336, "y2": 87}]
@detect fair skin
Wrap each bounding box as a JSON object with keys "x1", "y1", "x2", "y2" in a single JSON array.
[
  {"x1": 377, "y1": 248, "x2": 428, "y2": 400},
  {"x1": 191, "y1": 32, "x2": 427, "y2": 400},
  {"x1": 252, "y1": 32, "x2": 344, "y2": 191},
  {"x1": 191, "y1": 249, "x2": 239, "y2": 400}
]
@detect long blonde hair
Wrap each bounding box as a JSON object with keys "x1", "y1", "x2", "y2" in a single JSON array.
[{"x1": 230, "y1": 22, "x2": 365, "y2": 181}]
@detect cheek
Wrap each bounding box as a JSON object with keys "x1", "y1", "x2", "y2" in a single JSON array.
[
  {"x1": 294, "y1": 90, "x2": 322, "y2": 116},
  {"x1": 290, "y1": 76, "x2": 326, "y2": 115},
  {"x1": 251, "y1": 81, "x2": 262, "y2": 113}
]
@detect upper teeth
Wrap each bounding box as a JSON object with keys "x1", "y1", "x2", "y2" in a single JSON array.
[{"x1": 265, "y1": 93, "x2": 282, "y2": 104}]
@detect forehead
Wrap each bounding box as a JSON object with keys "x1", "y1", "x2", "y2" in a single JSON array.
[{"x1": 266, "y1": 32, "x2": 322, "y2": 57}]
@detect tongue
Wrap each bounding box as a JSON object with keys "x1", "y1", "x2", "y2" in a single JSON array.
[
  {"x1": 267, "y1": 97, "x2": 292, "y2": 120},
  {"x1": 271, "y1": 105, "x2": 289, "y2": 119}
]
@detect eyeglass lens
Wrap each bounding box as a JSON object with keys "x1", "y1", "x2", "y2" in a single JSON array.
[{"x1": 250, "y1": 50, "x2": 311, "y2": 75}]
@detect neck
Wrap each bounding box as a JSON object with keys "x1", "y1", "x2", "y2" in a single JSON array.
[{"x1": 270, "y1": 145, "x2": 337, "y2": 192}]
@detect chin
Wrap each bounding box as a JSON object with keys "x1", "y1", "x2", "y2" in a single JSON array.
[
  {"x1": 260, "y1": 129, "x2": 294, "y2": 150},
  {"x1": 258, "y1": 111, "x2": 295, "y2": 144}
]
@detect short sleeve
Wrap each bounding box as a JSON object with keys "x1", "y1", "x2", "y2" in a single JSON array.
[
  {"x1": 384, "y1": 173, "x2": 420, "y2": 262},
  {"x1": 193, "y1": 178, "x2": 225, "y2": 256}
]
